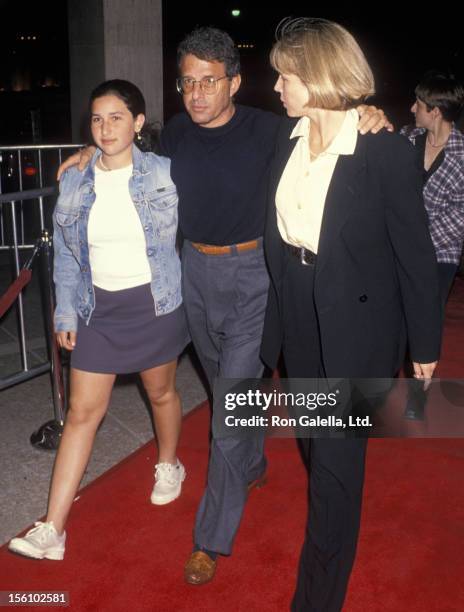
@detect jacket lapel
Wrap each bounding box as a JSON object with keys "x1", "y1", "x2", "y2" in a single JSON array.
[
  {"x1": 316, "y1": 135, "x2": 367, "y2": 280},
  {"x1": 268, "y1": 118, "x2": 299, "y2": 212},
  {"x1": 264, "y1": 118, "x2": 299, "y2": 283}
]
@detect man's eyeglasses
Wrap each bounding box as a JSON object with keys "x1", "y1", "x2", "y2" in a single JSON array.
[{"x1": 176, "y1": 76, "x2": 231, "y2": 95}]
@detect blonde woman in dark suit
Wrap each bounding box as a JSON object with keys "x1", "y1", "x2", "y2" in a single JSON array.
[{"x1": 261, "y1": 18, "x2": 442, "y2": 611}]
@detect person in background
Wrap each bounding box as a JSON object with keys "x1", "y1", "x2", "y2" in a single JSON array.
[
  {"x1": 401, "y1": 71, "x2": 464, "y2": 418},
  {"x1": 9, "y1": 80, "x2": 189, "y2": 561},
  {"x1": 261, "y1": 18, "x2": 441, "y2": 611},
  {"x1": 402, "y1": 71, "x2": 464, "y2": 312}
]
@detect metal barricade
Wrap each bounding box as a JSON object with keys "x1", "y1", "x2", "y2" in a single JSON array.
[
  {"x1": 0, "y1": 187, "x2": 57, "y2": 385},
  {"x1": 0, "y1": 172, "x2": 76, "y2": 448},
  {"x1": 0, "y1": 144, "x2": 82, "y2": 250}
]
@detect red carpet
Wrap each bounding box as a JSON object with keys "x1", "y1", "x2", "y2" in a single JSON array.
[{"x1": 1, "y1": 279, "x2": 464, "y2": 611}]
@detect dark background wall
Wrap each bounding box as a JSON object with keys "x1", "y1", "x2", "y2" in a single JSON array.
[
  {"x1": 0, "y1": 1, "x2": 462, "y2": 144},
  {"x1": 162, "y1": 5, "x2": 463, "y2": 129}
]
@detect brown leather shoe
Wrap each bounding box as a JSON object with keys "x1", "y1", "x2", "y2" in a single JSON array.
[
  {"x1": 247, "y1": 472, "x2": 267, "y2": 492},
  {"x1": 184, "y1": 551, "x2": 217, "y2": 585}
]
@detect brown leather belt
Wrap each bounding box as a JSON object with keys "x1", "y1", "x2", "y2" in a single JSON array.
[
  {"x1": 191, "y1": 239, "x2": 259, "y2": 255},
  {"x1": 284, "y1": 242, "x2": 317, "y2": 266}
]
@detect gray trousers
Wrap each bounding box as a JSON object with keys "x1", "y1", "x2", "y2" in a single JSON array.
[{"x1": 181, "y1": 240, "x2": 269, "y2": 555}]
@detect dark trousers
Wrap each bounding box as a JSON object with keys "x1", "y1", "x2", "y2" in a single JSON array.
[
  {"x1": 181, "y1": 240, "x2": 268, "y2": 555},
  {"x1": 281, "y1": 248, "x2": 367, "y2": 612}
]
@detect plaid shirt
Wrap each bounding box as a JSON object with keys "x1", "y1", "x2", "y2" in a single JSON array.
[{"x1": 400, "y1": 124, "x2": 464, "y2": 264}]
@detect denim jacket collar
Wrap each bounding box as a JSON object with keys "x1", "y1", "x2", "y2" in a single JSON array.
[{"x1": 81, "y1": 144, "x2": 149, "y2": 191}]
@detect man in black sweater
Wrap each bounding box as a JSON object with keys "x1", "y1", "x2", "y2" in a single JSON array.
[{"x1": 161, "y1": 29, "x2": 281, "y2": 586}]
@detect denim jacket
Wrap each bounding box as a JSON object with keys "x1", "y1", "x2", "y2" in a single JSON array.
[{"x1": 53, "y1": 144, "x2": 182, "y2": 332}]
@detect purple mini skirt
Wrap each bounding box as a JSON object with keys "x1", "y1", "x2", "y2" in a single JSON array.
[{"x1": 71, "y1": 283, "x2": 190, "y2": 374}]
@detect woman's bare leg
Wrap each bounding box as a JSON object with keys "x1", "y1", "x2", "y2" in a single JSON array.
[
  {"x1": 140, "y1": 360, "x2": 181, "y2": 464},
  {"x1": 46, "y1": 368, "x2": 115, "y2": 533}
]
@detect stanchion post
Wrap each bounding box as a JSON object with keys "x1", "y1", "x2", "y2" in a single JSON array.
[{"x1": 30, "y1": 229, "x2": 66, "y2": 450}]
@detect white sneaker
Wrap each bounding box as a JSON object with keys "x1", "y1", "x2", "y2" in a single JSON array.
[
  {"x1": 8, "y1": 521, "x2": 66, "y2": 560},
  {"x1": 150, "y1": 459, "x2": 186, "y2": 505}
]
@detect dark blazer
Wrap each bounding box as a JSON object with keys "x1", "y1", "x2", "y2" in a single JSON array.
[{"x1": 261, "y1": 119, "x2": 442, "y2": 378}]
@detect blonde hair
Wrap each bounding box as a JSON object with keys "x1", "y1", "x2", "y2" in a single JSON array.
[{"x1": 270, "y1": 17, "x2": 375, "y2": 110}]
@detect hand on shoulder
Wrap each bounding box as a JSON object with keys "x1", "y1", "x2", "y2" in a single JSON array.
[{"x1": 57, "y1": 146, "x2": 97, "y2": 180}]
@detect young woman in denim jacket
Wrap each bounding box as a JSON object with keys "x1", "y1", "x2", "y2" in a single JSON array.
[{"x1": 9, "y1": 80, "x2": 190, "y2": 561}]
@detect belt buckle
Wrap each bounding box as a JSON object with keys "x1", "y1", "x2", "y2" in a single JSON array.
[{"x1": 300, "y1": 248, "x2": 312, "y2": 266}]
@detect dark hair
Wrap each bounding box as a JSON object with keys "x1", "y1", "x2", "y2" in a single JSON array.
[
  {"x1": 415, "y1": 71, "x2": 464, "y2": 122},
  {"x1": 177, "y1": 27, "x2": 240, "y2": 77},
  {"x1": 89, "y1": 79, "x2": 160, "y2": 152}
]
